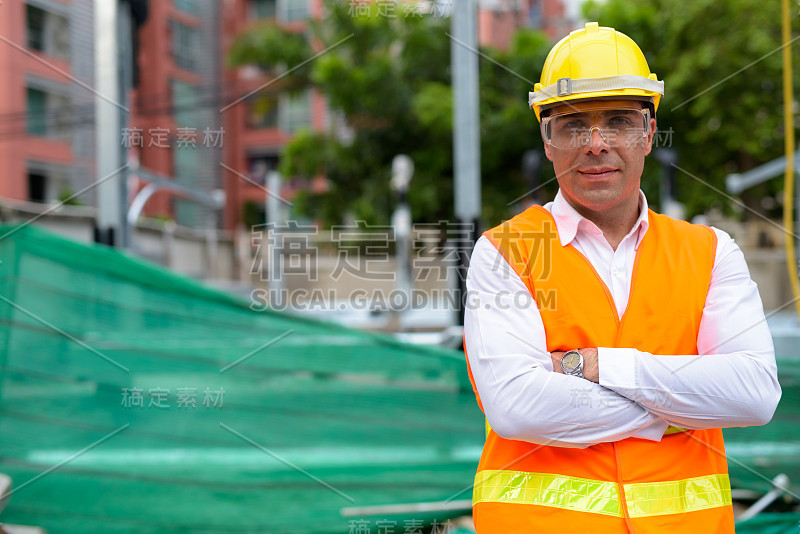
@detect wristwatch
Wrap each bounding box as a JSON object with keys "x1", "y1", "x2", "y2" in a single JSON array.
[{"x1": 561, "y1": 349, "x2": 584, "y2": 377}]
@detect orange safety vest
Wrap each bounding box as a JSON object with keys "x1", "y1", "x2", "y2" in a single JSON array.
[{"x1": 466, "y1": 205, "x2": 734, "y2": 533}]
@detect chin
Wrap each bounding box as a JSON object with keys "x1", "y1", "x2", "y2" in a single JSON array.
[{"x1": 577, "y1": 191, "x2": 622, "y2": 207}]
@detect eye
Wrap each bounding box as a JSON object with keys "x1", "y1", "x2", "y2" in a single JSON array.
[
  {"x1": 556, "y1": 117, "x2": 588, "y2": 130},
  {"x1": 608, "y1": 114, "x2": 636, "y2": 127},
  {"x1": 565, "y1": 119, "x2": 587, "y2": 129}
]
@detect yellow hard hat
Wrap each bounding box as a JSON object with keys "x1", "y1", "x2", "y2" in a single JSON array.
[{"x1": 529, "y1": 22, "x2": 664, "y2": 121}]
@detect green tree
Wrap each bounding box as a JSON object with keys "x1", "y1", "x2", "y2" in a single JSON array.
[
  {"x1": 583, "y1": 0, "x2": 798, "y2": 218},
  {"x1": 229, "y1": 1, "x2": 552, "y2": 228}
]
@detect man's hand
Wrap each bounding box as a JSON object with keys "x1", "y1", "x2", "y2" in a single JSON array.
[{"x1": 551, "y1": 348, "x2": 599, "y2": 383}]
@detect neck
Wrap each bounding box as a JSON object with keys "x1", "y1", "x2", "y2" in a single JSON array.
[{"x1": 570, "y1": 196, "x2": 641, "y2": 251}]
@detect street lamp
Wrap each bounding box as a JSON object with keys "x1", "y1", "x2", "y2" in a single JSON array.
[{"x1": 391, "y1": 155, "x2": 414, "y2": 327}]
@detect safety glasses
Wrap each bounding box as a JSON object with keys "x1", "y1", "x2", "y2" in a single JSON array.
[{"x1": 541, "y1": 106, "x2": 651, "y2": 149}]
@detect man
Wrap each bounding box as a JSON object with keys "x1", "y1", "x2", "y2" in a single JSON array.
[{"x1": 464, "y1": 22, "x2": 781, "y2": 533}]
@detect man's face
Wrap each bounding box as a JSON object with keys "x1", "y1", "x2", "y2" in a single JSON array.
[{"x1": 542, "y1": 99, "x2": 657, "y2": 217}]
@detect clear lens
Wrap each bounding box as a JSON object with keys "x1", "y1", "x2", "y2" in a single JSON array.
[{"x1": 542, "y1": 107, "x2": 650, "y2": 149}]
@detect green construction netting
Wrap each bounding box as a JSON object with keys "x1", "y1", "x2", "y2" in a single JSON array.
[
  {"x1": 736, "y1": 513, "x2": 800, "y2": 533},
  {"x1": 0, "y1": 224, "x2": 484, "y2": 533},
  {"x1": 0, "y1": 223, "x2": 798, "y2": 533},
  {"x1": 723, "y1": 355, "x2": 800, "y2": 498}
]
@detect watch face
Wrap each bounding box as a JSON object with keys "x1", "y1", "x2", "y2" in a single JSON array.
[{"x1": 562, "y1": 351, "x2": 580, "y2": 372}]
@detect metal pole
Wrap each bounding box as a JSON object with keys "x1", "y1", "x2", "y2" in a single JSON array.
[
  {"x1": 781, "y1": 0, "x2": 800, "y2": 321},
  {"x1": 267, "y1": 171, "x2": 284, "y2": 304},
  {"x1": 206, "y1": 214, "x2": 218, "y2": 280},
  {"x1": 737, "y1": 474, "x2": 790, "y2": 522},
  {"x1": 791, "y1": 145, "x2": 800, "y2": 246},
  {"x1": 451, "y1": 0, "x2": 481, "y2": 328},
  {"x1": 118, "y1": 1, "x2": 134, "y2": 248},
  {"x1": 94, "y1": 0, "x2": 123, "y2": 246}
]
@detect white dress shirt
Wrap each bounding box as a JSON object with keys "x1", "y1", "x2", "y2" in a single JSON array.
[{"x1": 464, "y1": 189, "x2": 781, "y2": 448}]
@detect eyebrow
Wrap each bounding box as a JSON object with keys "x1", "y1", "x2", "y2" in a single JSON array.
[
  {"x1": 552, "y1": 108, "x2": 639, "y2": 121},
  {"x1": 559, "y1": 108, "x2": 639, "y2": 116}
]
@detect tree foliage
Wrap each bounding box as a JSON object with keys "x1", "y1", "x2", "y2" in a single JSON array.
[
  {"x1": 229, "y1": 0, "x2": 552, "y2": 228},
  {"x1": 583, "y1": 0, "x2": 798, "y2": 218},
  {"x1": 229, "y1": 0, "x2": 797, "y2": 227}
]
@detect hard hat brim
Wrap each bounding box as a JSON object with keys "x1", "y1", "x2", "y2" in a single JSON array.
[{"x1": 530, "y1": 75, "x2": 663, "y2": 121}]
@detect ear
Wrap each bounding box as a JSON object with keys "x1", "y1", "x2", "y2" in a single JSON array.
[
  {"x1": 544, "y1": 139, "x2": 554, "y2": 161},
  {"x1": 643, "y1": 117, "x2": 657, "y2": 156}
]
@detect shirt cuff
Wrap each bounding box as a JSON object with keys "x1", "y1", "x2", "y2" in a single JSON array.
[
  {"x1": 598, "y1": 347, "x2": 640, "y2": 398},
  {"x1": 632, "y1": 417, "x2": 671, "y2": 442}
]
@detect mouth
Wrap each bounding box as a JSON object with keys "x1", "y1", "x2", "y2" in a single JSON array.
[{"x1": 577, "y1": 168, "x2": 618, "y2": 179}]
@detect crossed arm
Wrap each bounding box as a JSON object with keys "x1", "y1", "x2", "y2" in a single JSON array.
[{"x1": 464, "y1": 232, "x2": 781, "y2": 449}]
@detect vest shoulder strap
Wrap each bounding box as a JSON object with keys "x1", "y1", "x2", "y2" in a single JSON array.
[{"x1": 482, "y1": 206, "x2": 557, "y2": 296}]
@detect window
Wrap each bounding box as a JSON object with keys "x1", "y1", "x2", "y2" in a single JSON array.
[
  {"x1": 173, "y1": 146, "x2": 201, "y2": 227},
  {"x1": 172, "y1": 79, "x2": 200, "y2": 129},
  {"x1": 26, "y1": 5, "x2": 45, "y2": 51},
  {"x1": 27, "y1": 88, "x2": 47, "y2": 137},
  {"x1": 27, "y1": 87, "x2": 71, "y2": 141},
  {"x1": 250, "y1": 0, "x2": 307, "y2": 23},
  {"x1": 26, "y1": 5, "x2": 70, "y2": 62},
  {"x1": 247, "y1": 153, "x2": 280, "y2": 185},
  {"x1": 251, "y1": 0, "x2": 277, "y2": 19},
  {"x1": 280, "y1": 90, "x2": 311, "y2": 133},
  {"x1": 170, "y1": 20, "x2": 197, "y2": 71},
  {"x1": 282, "y1": 0, "x2": 309, "y2": 21},
  {"x1": 27, "y1": 164, "x2": 71, "y2": 203},
  {"x1": 246, "y1": 93, "x2": 279, "y2": 129},
  {"x1": 528, "y1": 0, "x2": 541, "y2": 27},
  {"x1": 173, "y1": 0, "x2": 198, "y2": 15},
  {"x1": 28, "y1": 173, "x2": 46, "y2": 203}
]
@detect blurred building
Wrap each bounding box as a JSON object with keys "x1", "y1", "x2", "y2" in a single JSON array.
[
  {"x1": 0, "y1": 0, "x2": 573, "y2": 234},
  {"x1": 479, "y1": 0, "x2": 573, "y2": 50},
  {"x1": 220, "y1": 0, "x2": 574, "y2": 230},
  {"x1": 0, "y1": 0, "x2": 95, "y2": 205},
  {"x1": 130, "y1": 0, "x2": 223, "y2": 229},
  {"x1": 219, "y1": 0, "x2": 331, "y2": 231}
]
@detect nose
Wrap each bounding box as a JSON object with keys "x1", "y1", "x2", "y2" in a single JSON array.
[{"x1": 584, "y1": 126, "x2": 610, "y2": 154}]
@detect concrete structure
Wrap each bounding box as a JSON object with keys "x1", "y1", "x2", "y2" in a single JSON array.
[{"x1": 0, "y1": 198, "x2": 238, "y2": 281}]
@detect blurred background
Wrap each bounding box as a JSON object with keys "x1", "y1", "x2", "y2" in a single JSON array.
[{"x1": 0, "y1": 0, "x2": 799, "y2": 532}]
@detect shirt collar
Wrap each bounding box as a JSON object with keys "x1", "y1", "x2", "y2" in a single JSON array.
[{"x1": 550, "y1": 189, "x2": 650, "y2": 249}]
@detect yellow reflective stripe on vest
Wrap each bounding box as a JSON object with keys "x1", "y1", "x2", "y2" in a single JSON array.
[
  {"x1": 473, "y1": 470, "x2": 623, "y2": 517},
  {"x1": 474, "y1": 471, "x2": 731, "y2": 518},
  {"x1": 624, "y1": 474, "x2": 732, "y2": 518}
]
